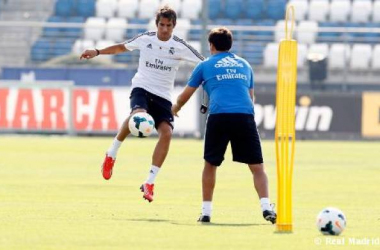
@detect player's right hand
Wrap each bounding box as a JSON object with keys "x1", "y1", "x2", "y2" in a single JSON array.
[
  {"x1": 80, "y1": 49, "x2": 97, "y2": 60},
  {"x1": 171, "y1": 104, "x2": 181, "y2": 117}
]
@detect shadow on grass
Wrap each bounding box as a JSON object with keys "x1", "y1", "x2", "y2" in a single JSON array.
[
  {"x1": 123, "y1": 218, "x2": 171, "y2": 223},
  {"x1": 171, "y1": 222, "x2": 271, "y2": 227},
  {"x1": 122, "y1": 218, "x2": 273, "y2": 227}
]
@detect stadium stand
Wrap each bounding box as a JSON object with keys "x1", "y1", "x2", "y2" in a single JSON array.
[
  {"x1": 95, "y1": 0, "x2": 118, "y2": 18},
  {"x1": 244, "y1": 0, "x2": 265, "y2": 20},
  {"x1": 373, "y1": 0, "x2": 380, "y2": 22},
  {"x1": 180, "y1": 0, "x2": 202, "y2": 19},
  {"x1": 105, "y1": 18, "x2": 127, "y2": 42},
  {"x1": 328, "y1": 43, "x2": 351, "y2": 70},
  {"x1": 161, "y1": 0, "x2": 182, "y2": 13},
  {"x1": 138, "y1": 0, "x2": 160, "y2": 19},
  {"x1": 287, "y1": 0, "x2": 309, "y2": 21},
  {"x1": 1, "y1": 0, "x2": 380, "y2": 88},
  {"x1": 329, "y1": 0, "x2": 351, "y2": 22},
  {"x1": 350, "y1": 44, "x2": 372, "y2": 69},
  {"x1": 297, "y1": 43, "x2": 308, "y2": 68},
  {"x1": 371, "y1": 44, "x2": 380, "y2": 69},
  {"x1": 117, "y1": 0, "x2": 139, "y2": 18},
  {"x1": 296, "y1": 21, "x2": 318, "y2": 44},
  {"x1": 308, "y1": 0, "x2": 329, "y2": 22},
  {"x1": 351, "y1": 0, "x2": 372, "y2": 23}
]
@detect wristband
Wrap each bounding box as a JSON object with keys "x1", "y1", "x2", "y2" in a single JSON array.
[{"x1": 95, "y1": 49, "x2": 100, "y2": 56}]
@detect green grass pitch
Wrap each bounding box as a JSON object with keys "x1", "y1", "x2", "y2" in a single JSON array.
[{"x1": 1, "y1": 136, "x2": 379, "y2": 249}]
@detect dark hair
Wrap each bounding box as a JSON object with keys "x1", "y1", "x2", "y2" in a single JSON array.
[
  {"x1": 155, "y1": 5, "x2": 177, "y2": 27},
  {"x1": 208, "y1": 27, "x2": 233, "y2": 51}
]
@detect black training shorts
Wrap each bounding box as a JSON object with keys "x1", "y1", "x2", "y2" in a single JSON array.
[
  {"x1": 204, "y1": 113, "x2": 263, "y2": 166},
  {"x1": 130, "y1": 87, "x2": 174, "y2": 129}
]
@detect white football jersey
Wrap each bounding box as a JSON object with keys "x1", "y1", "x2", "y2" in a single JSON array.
[{"x1": 124, "y1": 31, "x2": 204, "y2": 101}]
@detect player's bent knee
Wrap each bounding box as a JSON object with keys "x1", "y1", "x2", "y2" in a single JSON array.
[{"x1": 157, "y1": 122, "x2": 173, "y2": 139}]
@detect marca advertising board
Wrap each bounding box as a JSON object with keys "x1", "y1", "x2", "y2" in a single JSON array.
[
  {"x1": 0, "y1": 82, "x2": 199, "y2": 136},
  {"x1": 0, "y1": 81, "x2": 379, "y2": 139}
]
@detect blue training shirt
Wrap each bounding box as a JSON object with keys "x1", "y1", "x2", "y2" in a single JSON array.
[{"x1": 187, "y1": 52, "x2": 254, "y2": 115}]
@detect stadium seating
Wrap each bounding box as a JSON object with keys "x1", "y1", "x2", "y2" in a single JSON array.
[
  {"x1": 308, "y1": 43, "x2": 329, "y2": 58},
  {"x1": 224, "y1": 0, "x2": 244, "y2": 19},
  {"x1": 287, "y1": 0, "x2": 308, "y2": 21},
  {"x1": 240, "y1": 43, "x2": 264, "y2": 65},
  {"x1": 329, "y1": 0, "x2": 351, "y2": 22},
  {"x1": 72, "y1": 39, "x2": 94, "y2": 55},
  {"x1": 188, "y1": 19, "x2": 202, "y2": 41},
  {"x1": 173, "y1": 18, "x2": 191, "y2": 40},
  {"x1": 95, "y1": 40, "x2": 115, "y2": 60},
  {"x1": 251, "y1": 20, "x2": 275, "y2": 42},
  {"x1": 297, "y1": 43, "x2": 308, "y2": 68},
  {"x1": 76, "y1": 0, "x2": 95, "y2": 17},
  {"x1": 263, "y1": 43, "x2": 279, "y2": 68},
  {"x1": 351, "y1": 0, "x2": 372, "y2": 23},
  {"x1": 328, "y1": 43, "x2": 351, "y2": 70},
  {"x1": 180, "y1": 0, "x2": 201, "y2": 19},
  {"x1": 138, "y1": 0, "x2": 160, "y2": 19},
  {"x1": 117, "y1": 0, "x2": 139, "y2": 18},
  {"x1": 371, "y1": 44, "x2": 380, "y2": 69},
  {"x1": 105, "y1": 18, "x2": 127, "y2": 42},
  {"x1": 296, "y1": 21, "x2": 318, "y2": 44},
  {"x1": 26, "y1": 0, "x2": 380, "y2": 74},
  {"x1": 160, "y1": 0, "x2": 182, "y2": 13},
  {"x1": 84, "y1": 17, "x2": 106, "y2": 40},
  {"x1": 373, "y1": 0, "x2": 380, "y2": 23},
  {"x1": 126, "y1": 18, "x2": 149, "y2": 38},
  {"x1": 308, "y1": 0, "x2": 329, "y2": 22},
  {"x1": 275, "y1": 20, "x2": 298, "y2": 42},
  {"x1": 95, "y1": 0, "x2": 118, "y2": 18},
  {"x1": 208, "y1": 0, "x2": 221, "y2": 19},
  {"x1": 350, "y1": 44, "x2": 372, "y2": 69},
  {"x1": 266, "y1": 0, "x2": 286, "y2": 20},
  {"x1": 244, "y1": 0, "x2": 264, "y2": 20},
  {"x1": 54, "y1": 0, "x2": 74, "y2": 16}
]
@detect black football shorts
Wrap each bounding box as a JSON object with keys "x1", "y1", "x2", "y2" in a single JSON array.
[
  {"x1": 204, "y1": 113, "x2": 263, "y2": 166},
  {"x1": 130, "y1": 87, "x2": 174, "y2": 129}
]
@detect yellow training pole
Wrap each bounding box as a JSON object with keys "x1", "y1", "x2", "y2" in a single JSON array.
[{"x1": 275, "y1": 5, "x2": 298, "y2": 233}]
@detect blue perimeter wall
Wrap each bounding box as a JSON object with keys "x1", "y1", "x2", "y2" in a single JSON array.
[{"x1": 1, "y1": 68, "x2": 137, "y2": 86}]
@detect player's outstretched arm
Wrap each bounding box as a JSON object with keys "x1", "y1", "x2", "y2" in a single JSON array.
[
  {"x1": 80, "y1": 44, "x2": 128, "y2": 60},
  {"x1": 172, "y1": 86, "x2": 197, "y2": 117}
]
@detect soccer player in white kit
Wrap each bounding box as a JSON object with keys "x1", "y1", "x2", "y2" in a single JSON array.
[{"x1": 80, "y1": 6, "x2": 204, "y2": 202}]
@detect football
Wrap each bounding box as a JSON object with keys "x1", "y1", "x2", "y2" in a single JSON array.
[
  {"x1": 128, "y1": 112, "x2": 155, "y2": 138},
  {"x1": 316, "y1": 207, "x2": 346, "y2": 235}
]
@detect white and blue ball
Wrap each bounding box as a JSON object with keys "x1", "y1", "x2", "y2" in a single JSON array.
[
  {"x1": 316, "y1": 207, "x2": 346, "y2": 235},
  {"x1": 128, "y1": 112, "x2": 155, "y2": 138}
]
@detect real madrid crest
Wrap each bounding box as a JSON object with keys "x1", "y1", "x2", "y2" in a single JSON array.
[{"x1": 169, "y1": 47, "x2": 175, "y2": 55}]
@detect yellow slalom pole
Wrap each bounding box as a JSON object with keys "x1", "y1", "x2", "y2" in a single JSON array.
[{"x1": 275, "y1": 5, "x2": 298, "y2": 233}]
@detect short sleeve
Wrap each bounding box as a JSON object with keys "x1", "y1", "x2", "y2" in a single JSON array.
[
  {"x1": 187, "y1": 62, "x2": 204, "y2": 88},
  {"x1": 180, "y1": 42, "x2": 205, "y2": 64},
  {"x1": 249, "y1": 67, "x2": 254, "y2": 89},
  {"x1": 123, "y1": 33, "x2": 144, "y2": 51}
]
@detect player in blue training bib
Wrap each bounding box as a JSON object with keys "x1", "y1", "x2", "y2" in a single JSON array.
[
  {"x1": 188, "y1": 51, "x2": 254, "y2": 115},
  {"x1": 172, "y1": 27, "x2": 277, "y2": 224}
]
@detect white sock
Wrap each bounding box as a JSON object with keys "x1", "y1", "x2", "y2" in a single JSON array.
[
  {"x1": 106, "y1": 138, "x2": 122, "y2": 159},
  {"x1": 202, "y1": 201, "x2": 212, "y2": 216},
  {"x1": 145, "y1": 165, "x2": 160, "y2": 184},
  {"x1": 260, "y1": 198, "x2": 272, "y2": 212}
]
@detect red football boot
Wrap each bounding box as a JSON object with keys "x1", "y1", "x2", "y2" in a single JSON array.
[
  {"x1": 140, "y1": 183, "x2": 154, "y2": 202},
  {"x1": 101, "y1": 154, "x2": 115, "y2": 180}
]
